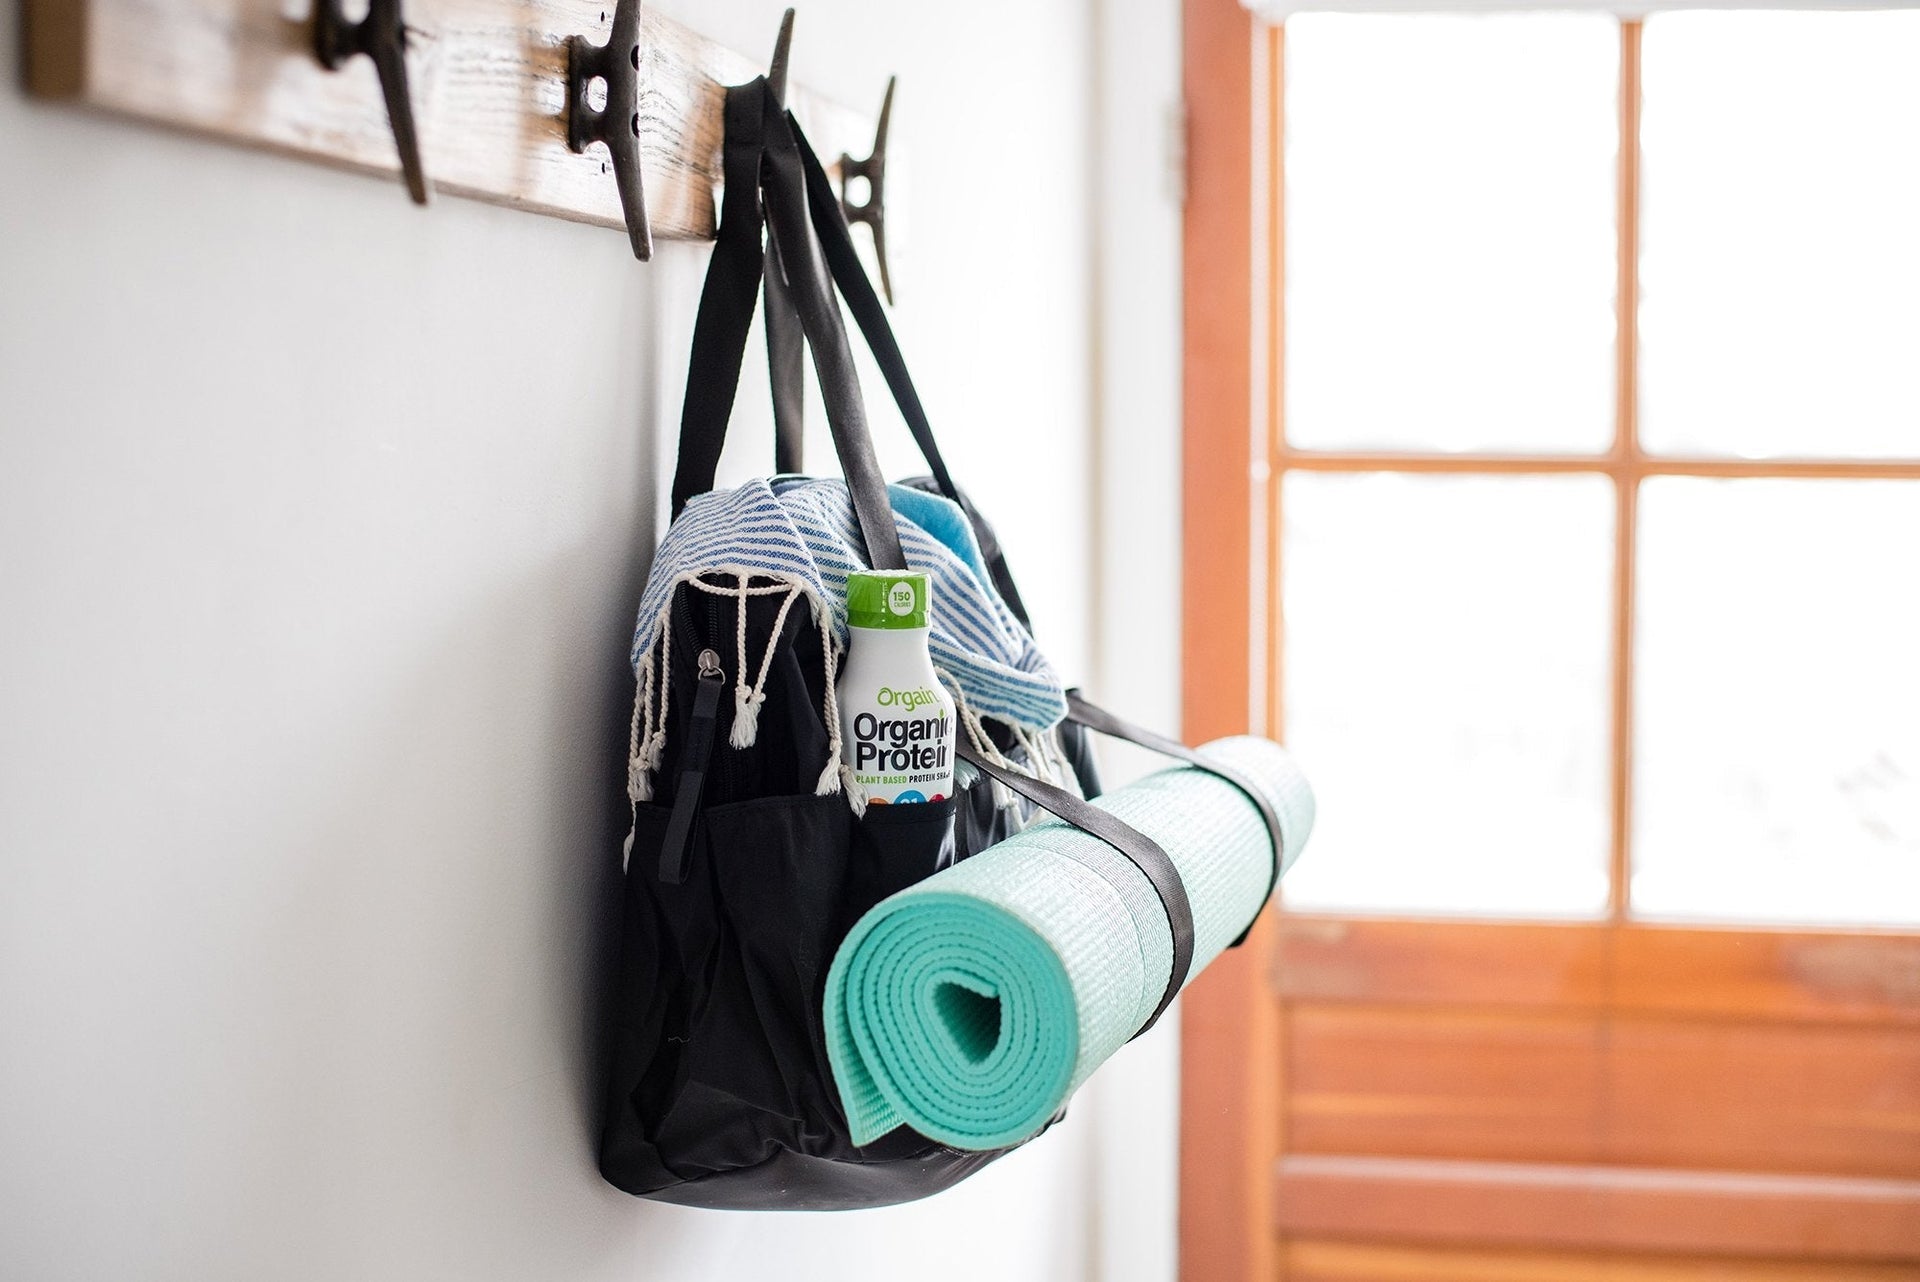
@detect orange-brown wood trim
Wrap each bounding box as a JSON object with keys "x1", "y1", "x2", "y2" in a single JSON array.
[
  {"x1": 1281, "y1": 1005, "x2": 1920, "y2": 1178},
  {"x1": 1274, "y1": 917, "x2": 1610, "y2": 1010},
  {"x1": 1282, "y1": 1238, "x2": 1920, "y2": 1282},
  {"x1": 1180, "y1": 1, "x2": 1272, "y2": 1280},
  {"x1": 1264, "y1": 19, "x2": 1288, "y2": 744},
  {"x1": 1270, "y1": 451, "x2": 1920, "y2": 479},
  {"x1": 1608, "y1": 20, "x2": 1644, "y2": 921},
  {"x1": 1613, "y1": 926, "x2": 1920, "y2": 1025},
  {"x1": 1274, "y1": 1155, "x2": 1920, "y2": 1260},
  {"x1": 1275, "y1": 917, "x2": 1920, "y2": 1025}
]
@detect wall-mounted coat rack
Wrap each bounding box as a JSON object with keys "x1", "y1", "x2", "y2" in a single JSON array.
[{"x1": 22, "y1": 0, "x2": 885, "y2": 256}]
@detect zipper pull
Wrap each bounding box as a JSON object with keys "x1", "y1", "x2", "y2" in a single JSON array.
[{"x1": 659, "y1": 648, "x2": 726, "y2": 885}]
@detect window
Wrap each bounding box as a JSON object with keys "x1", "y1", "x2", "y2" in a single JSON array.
[{"x1": 1274, "y1": 11, "x2": 1920, "y2": 926}]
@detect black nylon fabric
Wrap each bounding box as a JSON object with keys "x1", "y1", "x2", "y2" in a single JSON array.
[
  {"x1": 672, "y1": 85, "x2": 900, "y2": 573},
  {"x1": 669, "y1": 88, "x2": 769, "y2": 523},
  {"x1": 765, "y1": 236, "x2": 806, "y2": 475},
  {"x1": 598, "y1": 578, "x2": 1082, "y2": 1207}
]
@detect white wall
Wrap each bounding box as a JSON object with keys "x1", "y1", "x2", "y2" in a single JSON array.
[
  {"x1": 1082, "y1": 0, "x2": 1188, "y2": 1279},
  {"x1": 0, "y1": 0, "x2": 1189, "y2": 1276}
]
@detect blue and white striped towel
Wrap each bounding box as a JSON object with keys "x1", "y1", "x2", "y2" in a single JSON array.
[{"x1": 626, "y1": 478, "x2": 1067, "y2": 807}]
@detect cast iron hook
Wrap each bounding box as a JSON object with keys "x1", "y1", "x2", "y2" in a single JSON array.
[
  {"x1": 567, "y1": 0, "x2": 653, "y2": 261},
  {"x1": 838, "y1": 75, "x2": 895, "y2": 304},
  {"x1": 314, "y1": 0, "x2": 430, "y2": 205},
  {"x1": 767, "y1": 8, "x2": 795, "y2": 107}
]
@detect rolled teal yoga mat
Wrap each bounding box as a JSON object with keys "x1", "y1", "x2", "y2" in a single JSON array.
[{"x1": 822, "y1": 735, "x2": 1314, "y2": 1150}]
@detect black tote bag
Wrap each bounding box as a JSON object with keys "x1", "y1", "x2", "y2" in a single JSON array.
[{"x1": 599, "y1": 76, "x2": 1276, "y2": 1209}]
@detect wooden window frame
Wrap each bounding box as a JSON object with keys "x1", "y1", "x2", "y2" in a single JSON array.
[
  {"x1": 1182, "y1": 3, "x2": 1275, "y2": 1278},
  {"x1": 1180, "y1": 4, "x2": 1920, "y2": 1279},
  {"x1": 1267, "y1": 16, "x2": 1920, "y2": 924}
]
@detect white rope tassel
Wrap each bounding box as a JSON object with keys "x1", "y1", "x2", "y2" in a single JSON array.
[
  {"x1": 839, "y1": 764, "x2": 869, "y2": 816},
  {"x1": 646, "y1": 617, "x2": 673, "y2": 772},
  {"x1": 1043, "y1": 724, "x2": 1080, "y2": 797},
  {"x1": 1011, "y1": 725, "x2": 1061, "y2": 788},
  {"x1": 627, "y1": 650, "x2": 654, "y2": 806},
  {"x1": 816, "y1": 607, "x2": 862, "y2": 808},
  {"x1": 630, "y1": 573, "x2": 823, "y2": 803},
  {"x1": 730, "y1": 582, "x2": 803, "y2": 751},
  {"x1": 729, "y1": 693, "x2": 764, "y2": 749},
  {"x1": 940, "y1": 669, "x2": 1021, "y2": 811},
  {"x1": 725, "y1": 573, "x2": 754, "y2": 748}
]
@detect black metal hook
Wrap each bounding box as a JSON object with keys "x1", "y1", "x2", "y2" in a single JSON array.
[
  {"x1": 767, "y1": 8, "x2": 795, "y2": 107},
  {"x1": 314, "y1": 0, "x2": 430, "y2": 205},
  {"x1": 838, "y1": 75, "x2": 895, "y2": 304},
  {"x1": 567, "y1": 0, "x2": 653, "y2": 261}
]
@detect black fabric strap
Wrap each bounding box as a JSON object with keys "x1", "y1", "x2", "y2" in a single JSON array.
[
  {"x1": 672, "y1": 81, "x2": 906, "y2": 569},
  {"x1": 669, "y1": 85, "x2": 772, "y2": 520},
  {"x1": 1064, "y1": 691, "x2": 1284, "y2": 947},
  {"x1": 790, "y1": 126, "x2": 960, "y2": 505},
  {"x1": 686, "y1": 104, "x2": 1032, "y2": 615},
  {"x1": 753, "y1": 85, "x2": 905, "y2": 570},
  {"x1": 788, "y1": 125, "x2": 1034, "y2": 626},
  {"x1": 765, "y1": 235, "x2": 805, "y2": 475},
  {"x1": 668, "y1": 88, "x2": 801, "y2": 500},
  {"x1": 955, "y1": 744, "x2": 1192, "y2": 1038}
]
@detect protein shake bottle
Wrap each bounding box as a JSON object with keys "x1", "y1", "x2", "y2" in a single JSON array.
[{"x1": 837, "y1": 570, "x2": 957, "y2": 805}]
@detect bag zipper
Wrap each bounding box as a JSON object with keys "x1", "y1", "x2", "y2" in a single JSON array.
[
  {"x1": 658, "y1": 647, "x2": 726, "y2": 885},
  {"x1": 706, "y1": 594, "x2": 740, "y2": 802}
]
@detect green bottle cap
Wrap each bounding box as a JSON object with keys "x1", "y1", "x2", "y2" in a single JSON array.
[{"x1": 847, "y1": 570, "x2": 931, "y2": 630}]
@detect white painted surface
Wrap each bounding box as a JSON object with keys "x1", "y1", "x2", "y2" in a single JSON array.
[
  {"x1": 1083, "y1": 0, "x2": 1188, "y2": 1279},
  {"x1": 0, "y1": 0, "x2": 1182, "y2": 1277}
]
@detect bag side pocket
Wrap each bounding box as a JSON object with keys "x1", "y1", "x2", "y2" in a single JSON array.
[
  {"x1": 649, "y1": 792, "x2": 851, "y2": 1172},
  {"x1": 843, "y1": 795, "x2": 958, "y2": 929}
]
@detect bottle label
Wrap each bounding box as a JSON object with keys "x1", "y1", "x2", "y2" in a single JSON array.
[
  {"x1": 850, "y1": 710, "x2": 953, "y2": 802},
  {"x1": 875, "y1": 684, "x2": 943, "y2": 711}
]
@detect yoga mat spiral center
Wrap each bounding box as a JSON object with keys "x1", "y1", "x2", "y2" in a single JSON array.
[{"x1": 932, "y1": 982, "x2": 1001, "y2": 1064}]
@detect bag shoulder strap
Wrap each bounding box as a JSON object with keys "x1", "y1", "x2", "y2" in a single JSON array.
[
  {"x1": 671, "y1": 142, "x2": 804, "y2": 511},
  {"x1": 766, "y1": 236, "x2": 806, "y2": 475},
  {"x1": 669, "y1": 91, "x2": 806, "y2": 507},
  {"x1": 673, "y1": 80, "x2": 906, "y2": 570},
  {"x1": 691, "y1": 105, "x2": 1036, "y2": 621},
  {"x1": 791, "y1": 126, "x2": 961, "y2": 505},
  {"x1": 755, "y1": 85, "x2": 905, "y2": 570},
  {"x1": 955, "y1": 744, "x2": 1191, "y2": 1038},
  {"x1": 790, "y1": 127, "x2": 1037, "y2": 627},
  {"x1": 669, "y1": 84, "x2": 771, "y2": 520}
]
